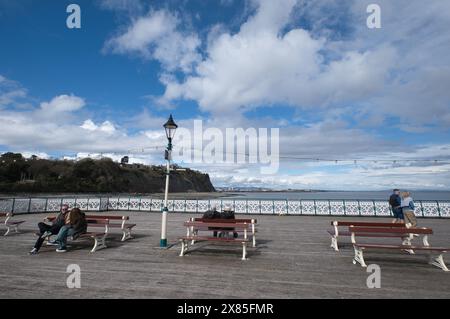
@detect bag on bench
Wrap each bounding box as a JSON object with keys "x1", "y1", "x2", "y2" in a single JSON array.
[{"x1": 219, "y1": 210, "x2": 237, "y2": 238}]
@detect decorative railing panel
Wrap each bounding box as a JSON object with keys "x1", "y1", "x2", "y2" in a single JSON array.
[{"x1": 1, "y1": 197, "x2": 448, "y2": 218}]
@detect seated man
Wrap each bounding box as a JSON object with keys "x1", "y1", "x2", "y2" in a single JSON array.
[
  {"x1": 219, "y1": 205, "x2": 238, "y2": 238},
  {"x1": 29, "y1": 204, "x2": 69, "y2": 255},
  {"x1": 202, "y1": 206, "x2": 220, "y2": 237},
  {"x1": 52, "y1": 208, "x2": 87, "y2": 253}
]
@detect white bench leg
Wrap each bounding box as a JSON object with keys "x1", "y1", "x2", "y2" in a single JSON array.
[
  {"x1": 353, "y1": 246, "x2": 367, "y2": 267},
  {"x1": 252, "y1": 235, "x2": 256, "y2": 248},
  {"x1": 90, "y1": 235, "x2": 107, "y2": 253},
  {"x1": 121, "y1": 229, "x2": 132, "y2": 242},
  {"x1": 191, "y1": 230, "x2": 197, "y2": 245},
  {"x1": 242, "y1": 242, "x2": 247, "y2": 260},
  {"x1": 402, "y1": 237, "x2": 412, "y2": 246},
  {"x1": 4, "y1": 225, "x2": 21, "y2": 236},
  {"x1": 179, "y1": 240, "x2": 188, "y2": 257},
  {"x1": 331, "y1": 236, "x2": 339, "y2": 251},
  {"x1": 430, "y1": 254, "x2": 449, "y2": 272}
]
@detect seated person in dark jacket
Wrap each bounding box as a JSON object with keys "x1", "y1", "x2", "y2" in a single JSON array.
[
  {"x1": 29, "y1": 204, "x2": 69, "y2": 255},
  {"x1": 219, "y1": 205, "x2": 238, "y2": 238},
  {"x1": 52, "y1": 208, "x2": 87, "y2": 253},
  {"x1": 202, "y1": 206, "x2": 220, "y2": 237}
]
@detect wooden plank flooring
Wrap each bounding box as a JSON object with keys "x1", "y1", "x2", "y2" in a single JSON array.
[{"x1": 1, "y1": 212, "x2": 449, "y2": 298}]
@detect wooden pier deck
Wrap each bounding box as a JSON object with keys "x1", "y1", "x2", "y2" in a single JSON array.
[{"x1": 1, "y1": 212, "x2": 449, "y2": 299}]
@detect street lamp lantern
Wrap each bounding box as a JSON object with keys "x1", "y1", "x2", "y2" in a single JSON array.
[
  {"x1": 163, "y1": 114, "x2": 178, "y2": 141},
  {"x1": 160, "y1": 114, "x2": 178, "y2": 248}
]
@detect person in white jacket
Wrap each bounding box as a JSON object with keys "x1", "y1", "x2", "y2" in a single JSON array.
[{"x1": 401, "y1": 191, "x2": 417, "y2": 228}]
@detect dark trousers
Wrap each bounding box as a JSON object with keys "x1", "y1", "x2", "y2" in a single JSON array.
[{"x1": 33, "y1": 222, "x2": 62, "y2": 251}]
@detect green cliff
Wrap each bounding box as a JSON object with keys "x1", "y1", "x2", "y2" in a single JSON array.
[{"x1": 0, "y1": 152, "x2": 215, "y2": 193}]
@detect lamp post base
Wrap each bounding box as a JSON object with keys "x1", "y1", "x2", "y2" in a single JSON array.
[{"x1": 160, "y1": 238, "x2": 167, "y2": 247}]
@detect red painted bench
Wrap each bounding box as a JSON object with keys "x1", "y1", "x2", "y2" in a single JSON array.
[
  {"x1": 47, "y1": 214, "x2": 135, "y2": 242},
  {"x1": 349, "y1": 226, "x2": 449, "y2": 272},
  {"x1": 180, "y1": 221, "x2": 254, "y2": 260},
  {"x1": 328, "y1": 220, "x2": 407, "y2": 251},
  {"x1": 1, "y1": 212, "x2": 25, "y2": 236},
  {"x1": 191, "y1": 218, "x2": 257, "y2": 247},
  {"x1": 44, "y1": 216, "x2": 109, "y2": 253}
]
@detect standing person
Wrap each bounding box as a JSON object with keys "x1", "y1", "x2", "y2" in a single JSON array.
[
  {"x1": 29, "y1": 204, "x2": 69, "y2": 255},
  {"x1": 401, "y1": 191, "x2": 417, "y2": 228},
  {"x1": 389, "y1": 189, "x2": 404, "y2": 223},
  {"x1": 52, "y1": 208, "x2": 87, "y2": 253}
]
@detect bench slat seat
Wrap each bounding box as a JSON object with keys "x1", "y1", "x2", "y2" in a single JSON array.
[
  {"x1": 328, "y1": 220, "x2": 409, "y2": 251},
  {"x1": 1, "y1": 212, "x2": 25, "y2": 236},
  {"x1": 354, "y1": 243, "x2": 450, "y2": 251},
  {"x1": 194, "y1": 218, "x2": 257, "y2": 224},
  {"x1": 184, "y1": 221, "x2": 250, "y2": 229},
  {"x1": 99, "y1": 223, "x2": 136, "y2": 229},
  {"x1": 179, "y1": 235, "x2": 250, "y2": 260},
  {"x1": 179, "y1": 236, "x2": 249, "y2": 243},
  {"x1": 332, "y1": 221, "x2": 406, "y2": 227},
  {"x1": 185, "y1": 219, "x2": 257, "y2": 248},
  {"x1": 6, "y1": 220, "x2": 26, "y2": 225},
  {"x1": 193, "y1": 226, "x2": 257, "y2": 233},
  {"x1": 350, "y1": 226, "x2": 449, "y2": 272},
  {"x1": 327, "y1": 229, "x2": 405, "y2": 238},
  {"x1": 180, "y1": 218, "x2": 258, "y2": 260}
]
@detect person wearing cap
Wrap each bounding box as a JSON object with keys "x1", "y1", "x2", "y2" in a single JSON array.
[
  {"x1": 29, "y1": 204, "x2": 69, "y2": 255},
  {"x1": 389, "y1": 189, "x2": 403, "y2": 223}
]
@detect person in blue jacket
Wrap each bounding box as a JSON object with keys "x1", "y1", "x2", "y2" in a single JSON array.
[{"x1": 389, "y1": 189, "x2": 403, "y2": 223}]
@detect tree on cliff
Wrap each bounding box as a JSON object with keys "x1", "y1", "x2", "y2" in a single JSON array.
[{"x1": 0, "y1": 153, "x2": 215, "y2": 193}]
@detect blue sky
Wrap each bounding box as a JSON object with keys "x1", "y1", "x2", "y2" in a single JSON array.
[{"x1": 1, "y1": 0, "x2": 450, "y2": 190}]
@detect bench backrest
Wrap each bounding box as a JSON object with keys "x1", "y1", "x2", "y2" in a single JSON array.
[
  {"x1": 47, "y1": 215, "x2": 128, "y2": 221},
  {"x1": 184, "y1": 221, "x2": 250, "y2": 229},
  {"x1": 333, "y1": 221, "x2": 405, "y2": 227},
  {"x1": 349, "y1": 226, "x2": 433, "y2": 235},
  {"x1": 194, "y1": 218, "x2": 257, "y2": 224},
  {"x1": 0, "y1": 212, "x2": 8, "y2": 218},
  {"x1": 85, "y1": 214, "x2": 129, "y2": 220},
  {"x1": 86, "y1": 218, "x2": 110, "y2": 225}
]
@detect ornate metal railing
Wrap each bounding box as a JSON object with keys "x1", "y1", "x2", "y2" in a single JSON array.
[{"x1": 0, "y1": 197, "x2": 449, "y2": 218}]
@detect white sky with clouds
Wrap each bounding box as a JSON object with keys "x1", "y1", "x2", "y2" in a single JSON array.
[{"x1": 1, "y1": 0, "x2": 450, "y2": 190}]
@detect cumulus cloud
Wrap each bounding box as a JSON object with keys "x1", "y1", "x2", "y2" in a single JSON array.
[
  {"x1": 104, "y1": 9, "x2": 201, "y2": 73},
  {"x1": 159, "y1": 0, "x2": 396, "y2": 116},
  {"x1": 81, "y1": 119, "x2": 117, "y2": 134},
  {"x1": 0, "y1": 76, "x2": 28, "y2": 108},
  {"x1": 0, "y1": 77, "x2": 165, "y2": 156},
  {"x1": 40, "y1": 94, "x2": 85, "y2": 113}
]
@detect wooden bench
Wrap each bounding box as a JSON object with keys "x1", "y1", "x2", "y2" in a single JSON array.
[
  {"x1": 45, "y1": 216, "x2": 110, "y2": 253},
  {"x1": 349, "y1": 226, "x2": 449, "y2": 272},
  {"x1": 1, "y1": 212, "x2": 25, "y2": 236},
  {"x1": 191, "y1": 218, "x2": 257, "y2": 247},
  {"x1": 75, "y1": 219, "x2": 109, "y2": 253},
  {"x1": 180, "y1": 221, "x2": 253, "y2": 260},
  {"x1": 82, "y1": 214, "x2": 136, "y2": 242},
  {"x1": 328, "y1": 221, "x2": 407, "y2": 251},
  {"x1": 47, "y1": 214, "x2": 135, "y2": 242}
]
